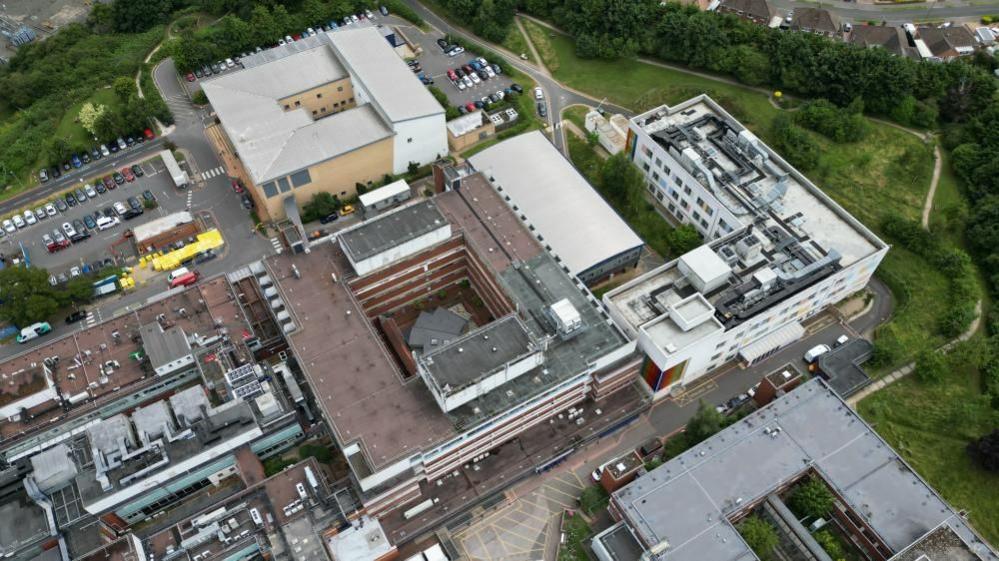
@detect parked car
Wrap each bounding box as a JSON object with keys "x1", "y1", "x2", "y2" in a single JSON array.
[
  {"x1": 52, "y1": 230, "x2": 69, "y2": 249},
  {"x1": 121, "y1": 167, "x2": 135, "y2": 182},
  {"x1": 69, "y1": 266, "x2": 81, "y2": 278},
  {"x1": 83, "y1": 215, "x2": 97, "y2": 230},
  {"x1": 103, "y1": 176, "x2": 116, "y2": 190},
  {"x1": 84, "y1": 183, "x2": 98, "y2": 198},
  {"x1": 12, "y1": 214, "x2": 25, "y2": 228},
  {"x1": 39, "y1": 168, "x2": 49, "y2": 183},
  {"x1": 61, "y1": 222, "x2": 76, "y2": 238},
  {"x1": 23, "y1": 210, "x2": 37, "y2": 226},
  {"x1": 320, "y1": 212, "x2": 339, "y2": 224},
  {"x1": 534, "y1": 86, "x2": 544, "y2": 99},
  {"x1": 75, "y1": 188, "x2": 87, "y2": 203},
  {"x1": 231, "y1": 179, "x2": 244, "y2": 194},
  {"x1": 55, "y1": 199, "x2": 68, "y2": 212},
  {"x1": 142, "y1": 189, "x2": 156, "y2": 202},
  {"x1": 112, "y1": 172, "x2": 125, "y2": 185},
  {"x1": 34, "y1": 208, "x2": 46, "y2": 221},
  {"x1": 109, "y1": 142, "x2": 119, "y2": 154},
  {"x1": 113, "y1": 202, "x2": 128, "y2": 216},
  {"x1": 71, "y1": 154, "x2": 82, "y2": 168},
  {"x1": 102, "y1": 207, "x2": 116, "y2": 219},
  {"x1": 127, "y1": 197, "x2": 142, "y2": 211},
  {"x1": 804, "y1": 344, "x2": 831, "y2": 364},
  {"x1": 123, "y1": 208, "x2": 143, "y2": 220},
  {"x1": 65, "y1": 310, "x2": 87, "y2": 324},
  {"x1": 51, "y1": 166, "x2": 61, "y2": 179},
  {"x1": 380, "y1": 5, "x2": 389, "y2": 15},
  {"x1": 42, "y1": 233, "x2": 55, "y2": 251},
  {"x1": 81, "y1": 152, "x2": 91, "y2": 164},
  {"x1": 2, "y1": 219, "x2": 14, "y2": 234},
  {"x1": 144, "y1": 128, "x2": 155, "y2": 140},
  {"x1": 95, "y1": 181, "x2": 107, "y2": 194},
  {"x1": 91, "y1": 146, "x2": 102, "y2": 160},
  {"x1": 72, "y1": 219, "x2": 86, "y2": 233},
  {"x1": 97, "y1": 216, "x2": 119, "y2": 231},
  {"x1": 241, "y1": 194, "x2": 254, "y2": 209},
  {"x1": 437, "y1": 38, "x2": 449, "y2": 50},
  {"x1": 537, "y1": 102, "x2": 547, "y2": 118},
  {"x1": 339, "y1": 204, "x2": 356, "y2": 216},
  {"x1": 131, "y1": 164, "x2": 144, "y2": 177},
  {"x1": 117, "y1": 137, "x2": 127, "y2": 150},
  {"x1": 45, "y1": 204, "x2": 57, "y2": 217}
]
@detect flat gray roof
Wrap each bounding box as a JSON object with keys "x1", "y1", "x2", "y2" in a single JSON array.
[
  {"x1": 614, "y1": 379, "x2": 999, "y2": 561},
  {"x1": 0, "y1": 491, "x2": 50, "y2": 557},
  {"x1": 328, "y1": 27, "x2": 444, "y2": 123},
  {"x1": 339, "y1": 200, "x2": 447, "y2": 262},
  {"x1": 420, "y1": 315, "x2": 534, "y2": 391},
  {"x1": 139, "y1": 323, "x2": 191, "y2": 371},
  {"x1": 469, "y1": 131, "x2": 644, "y2": 277}
]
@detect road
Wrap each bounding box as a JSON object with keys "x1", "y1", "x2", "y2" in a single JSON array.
[{"x1": 767, "y1": 0, "x2": 999, "y2": 24}]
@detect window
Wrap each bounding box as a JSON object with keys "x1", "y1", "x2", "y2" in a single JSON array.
[
  {"x1": 290, "y1": 169, "x2": 312, "y2": 188},
  {"x1": 294, "y1": 100, "x2": 301, "y2": 107},
  {"x1": 641, "y1": 145, "x2": 653, "y2": 158},
  {"x1": 278, "y1": 178, "x2": 291, "y2": 193},
  {"x1": 648, "y1": 183, "x2": 655, "y2": 194},
  {"x1": 674, "y1": 176, "x2": 682, "y2": 187},
  {"x1": 407, "y1": 137, "x2": 413, "y2": 143},
  {"x1": 317, "y1": 93, "x2": 323, "y2": 98},
  {"x1": 701, "y1": 218, "x2": 709, "y2": 229},
  {"x1": 683, "y1": 185, "x2": 692, "y2": 195},
  {"x1": 692, "y1": 210, "x2": 701, "y2": 221},
  {"x1": 338, "y1": 86, "x2": 344, "y2": 92},
  {"x1": 652, "y1": 171, "x2": 660, "y2": 181},
  {"x1": 668, "y1": 203, "x2": 676, "y2": 212},
  {"x1": 656, "y1": 192, "x2": 664, "y2": 201},
  {"x1": 349, "y1": 97, "x2": 355, "y2": 103},
  {"x1": 680, "y1": 200, "x2": 689, "y2": 209},
  {"x1": 655, "y1": 157, "x2": 662, "y2": 167},
  {"x1": 642, "y1": 162, "x2": 650, "y2": 172},
  {"x1": 320, "y1": 107, "x2": 327, "y2": 113},
  {"x1": 262, "y1": 182, "x2": 278, "y2": 198},
  {"x1": 669, "y1": 188, "x2": 679, "y2": 200},
  {"x1": 312, "y1": 110, "x2": 317, "y2": 115},
  {"x1": 283, "y1": 104, "x2": 290, "y2": 110}
]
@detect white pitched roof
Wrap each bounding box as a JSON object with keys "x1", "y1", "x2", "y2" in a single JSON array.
[
  {"x1": 328, "y1": 27, "x2": 444, "y2": 123},
  {"x1": 469, "y1": 131, "x2": 644, "y2": 276}
]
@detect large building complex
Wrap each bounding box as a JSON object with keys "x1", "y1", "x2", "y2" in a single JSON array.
[
  {"x1": 468, "y1": 131, "x2": 645, "y2": 285},
  {"x1": 606, "y1": 95, "x2": 887, "y2": 396},
  {"x1": 203, "y1": 27, "x2": 446, "y2": 221},
  {"x1": 594, "y1": 379, "x2": 998, "y2": 561},
  {"x1": 263, "y1": 161, "x2": 641, "y2": 517}
]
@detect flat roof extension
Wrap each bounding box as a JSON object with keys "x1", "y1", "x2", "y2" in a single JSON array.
[{"x1": 338, "y1": 200, "x2": 448, "y2": 263}]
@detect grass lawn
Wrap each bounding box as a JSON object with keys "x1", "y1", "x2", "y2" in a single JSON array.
[
  {"x1": 858, "y1": 350, "x2": 999, "y2": 545},
  {"x1": 522, "y1": 18, "x2": 560, "y2": 72},
  {"x1": 562, "y1": 105, "x2": 589, "y2": 131},
  {"x1": 54, "y1": 89, "x2": 124, "y2": 149},
  {"x1": 500, "y1": 23, "x2": 535, "y2": 64}
]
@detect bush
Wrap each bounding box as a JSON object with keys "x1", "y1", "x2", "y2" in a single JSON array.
[
  {"x1": 788, "y1": 476, "x2": 835, "y2": 519},
  {"x1": 263, "y1": 456, "x2": 296, "y2": 476},
  {"x1": 383, "y1": 0, "x2": 424, "y2": 27},
  {"x1": 578, "y1": 485, "x2": 609, "y2": 515},
  {"x1": 814, "y1": 530, "x2": 847, "y2": 559},
  {"x1": 191, "y1": 89, "x2": 208, "y2": 105},
  {"x1": 770, "y1": 113, "x2": 819, "y2": 171},
  {"x1": 967, "y1": 429, "x2": 999, "y2": 471},
  {"x1": 795, "y1": 98, "x2": 869, "y2": 143},
  {"x1": 301, "y1": 192, "x2": 340, "y2": 223},
  {"x1": 298, "y1": 443, "x2": 333, "y2": 464},
  {"x1": 739, "y1": 515, "x2": 778, "y2": 561}
]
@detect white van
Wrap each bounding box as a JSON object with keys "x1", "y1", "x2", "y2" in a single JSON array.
[
  {"x1": 96, "y1": 216, "x2": 119, "y2": 231},
  {"x1": 249, "y1": 508, "x2": 263, "y2": 526},
  {"x1": 803, "y1": 344, "x2": 831, "y2": 364},
  {"x1": 167, "y1": 267, "x2": 190, "y2": 283}
]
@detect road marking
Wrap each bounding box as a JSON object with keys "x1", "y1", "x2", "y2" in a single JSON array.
[
  {"x1": 199, "y1": 166, "x2": 225, "y2": 180},
  {"x1": 186, "y1": 191, "x2": 193, "y2": 210},
  {"x1": 270, "y1": 237, "x2": 283, "y2": 254}
]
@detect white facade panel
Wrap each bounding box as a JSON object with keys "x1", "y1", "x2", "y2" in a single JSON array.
[
  {"x1": 392, "y1": 115, "x2": 448, "y2": 174},
  {"x1": 346, "y1": 224, "x2": 452, "y2": 276}
]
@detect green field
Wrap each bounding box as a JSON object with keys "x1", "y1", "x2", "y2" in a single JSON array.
[
  {"x1": 562, "y1": 105, "x2": 589, "y2": 131},
  {"x1": 500, "y1": 23, "x2": 535, "y2": 64},
  {"x1": 522, "y1": 18, "x2": 560, "y2": 72},
  {"x1": 54, "y1": 89, "x2": 124, "y2": 149},
  {"x1": 858, "y1": 349, "x2": 999, "y2": 544}
]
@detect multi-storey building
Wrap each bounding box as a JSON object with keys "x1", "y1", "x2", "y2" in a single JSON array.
[
  {"x1": 605, "y1": 95, "x2": 887, "y2": 397},
  {"x1": 594, "y1": 379, "x2": 998, "y2": 561},
  {"x1": 203, "y1": 26, "x2": 446, "y2": 221}
]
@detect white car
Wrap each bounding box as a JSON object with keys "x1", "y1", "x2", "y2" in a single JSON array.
[
  {"x1": 2, "y1": 219, "x2": 14, "y2": 233},
  {"x1": 456, "y1": 79, "x2": 466, "y2": 91},
  {"x1": 24, "y1": 210, "x2": 37, "y2": 225},
  {"x1": 84, "y1": 184, "x2": 98, "y2": 198},
  {"x1": 114, "y1": 201, "x2": 128, "y2": 216},
  {"x1": 101, "y1": 144, "x2": 110, "y2": 156},
  {"x1": 495, "y1": 90, "x2": 505, "y2": 100},
  {"x1": 61, "y1": 222, "x2": 76, "y2": 238},
  {"x1": 12, "y1": 214, "x2": 25, "y2": 229},
  {"x1": 34, "y1": 208, "x2": 46, "y2": 221},
  {"x1": 97, "y1": 216, "x2": 119, "y2": 231},
  {"x1": 45, "y1": 204, "x2": 57, "y2": 217},
  {"x1": 448, "y1": 46, "x2": 464, "y2": 57},
  {"x1": 70, "y1": 266, "x2": 81, "y2": 278},
  {"x1": 804, "y1": 344, "x2": 831, "y2": 364},
  {"x1": 351, "y1": 14, "x2": 359, "y2": 22},
  {"x1": 484, "y1": 66, "x2": 496, "y2": 78},
  {"x1": 462, "y1": 75, "x2": 473, "y2": 88},
  {"x1": 470, "y1": 73, "x2": 481, "y2": 85},
  {"x1": 534, "y1": 87, "x2": 544, "y2": 99},
  {"x1": 278, "y1": 38, "x2": 287, "y2": 46},
  {"x1": 225, "y1": 58, "x2": 235, "y2": 68}
]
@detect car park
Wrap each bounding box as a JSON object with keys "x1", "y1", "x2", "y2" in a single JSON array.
[
  {"x1": 12, "y1": 214, "x2": 25, "y2": 229},
  {"x1": 45, "y1": 204, "x2": 57, "y2": 217}
]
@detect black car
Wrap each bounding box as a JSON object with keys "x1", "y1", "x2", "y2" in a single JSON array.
[
  {"x1": 91, "y1": 147, "x2": 102, "y2": 160},
  {"x1": 73, "y1": 219, "x2": 86, "y2": 233},
  {"x1": 75, "y1": 188, "x2": 87, "y2": 202},
  {"x1": 510, "y1": 83, "x2": 523, "y2": 94},
  {"x1": 81, "y1": 152, "x2": 91, "y2": 164},
  {"x1": 83, "y1": 215, "x2": 97, "y2": 230},
  {"x1": 112, "y1": 172, "x2": 125, "y2": 185},
  {"x1": 477, "y1": 70, "x2": 489, "y2": 81},
  {"x1": 65, "y1": 192, "x2": 77, "y2": 207},
  {"x1": 65, "y1": 310, "x2": 87, "y2": 324},
  {"x1": 537, "y1": 101, "x2": 547, "y2": 117},
  {"x1": 131, "y1": 164, "x2": 144, "y2": 177},
  {"x1": 142, "y1": 189, "x2": 155, "y2": 202},
  {"x1": 211, "y1": 63, "x2": 221, "y2": 73},
  {"x1": 55, "y1": 199, "x2": 68, "y2": 212},
  {"x1": 195, "y1": 68, "x2": 204, "y2": 78},
  {"x1": 436, "y1": 38, "x2": 449, "y2": 50},
  {"x1": 109, "y1": 142, "x2": 120, "y2": 154},
  {"x1": 125, "y1": 137, "x2": 135, "y2": 147},
  {"x1": 71, "y1": 231, "x2": 90, "y2": 243},
  {"x1": 241, "y1": 194, "x2": 254, "y2": 209},
  {"x1": 102, "y1": 207, "x2": 116, "y2": 218},
  {"x1": 95, "y1": 182, "x2": 107, "y2": 194},
  {"x1": 457, "y1": 105, "x2": 468, "y2": 115},
  {"x1": 474, "y1": 100, "x2": 484, "y2": 109},
  {"x1": 51, "y1": 166, "x2": 61, "y2": 179},
  {"x1": 127, "y1": 196, "x2": 142, "y2": 211},
  {"x1": 123, "y1": 208, "x2": 143, "y2": 220},
  {"x1": 62, "y1": 161, "x2": 71, "y2": 171},
  {"x1": 193, "y1": 249, "x2": 217, "y2": 264},
  {"x1": 319, "y1": 212, "x2": 339, "y2": 224}
]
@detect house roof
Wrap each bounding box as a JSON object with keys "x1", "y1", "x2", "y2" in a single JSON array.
[
  {"x1": 918, "y1": 25, "x2": 976, "y2": 57},
  {"x1": 792, "y1": 7, "x2": 841, "y2": 33},
  {"x1": 719, "y1": 0, "x2": 776, "y2": 20},
  {"x1": 849, "y1": 25, "x2": 914, "y2": 58},
  {"x1": 329, "y1": 27, "x2": 444, "y2": 123}
]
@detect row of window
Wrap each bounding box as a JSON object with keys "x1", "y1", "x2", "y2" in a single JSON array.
[{"x1": 260, "y1": 169, "x2": 313, "y2": 199}]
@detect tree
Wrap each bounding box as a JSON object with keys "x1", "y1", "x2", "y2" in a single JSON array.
[
  {"x1": 739, "y1": 515, "x2": 778, "y2": 561},
  {"x1": 298, "y1": 443, "x2": 333, "y2": 463},
  {"x1": 914, "y1": 349, "x2": 946, "y2": 384},
  {"x1": 87, "y1": 2, "x2": 114, "y2": 33},
  {"x1": 250, "y1": 5, "x2": 280, "y2": 45},
  {"x1": 770, "y1": 113, "x2": 819, "y2": 171},
  {"x1": 407, "y1": 161, "x2": 420, "y2": 175},
  {"x1": 301, "y1": 192, "x2": 341, "y2": 223},
  {"x1": 667, "y1": 224, "x2": 702, "y2": 255},
  {"x1": 109, "y1": 0, "x2": 170, "y2": 33},
  {"x1": 47, "y1": 137, "x2": 74, "y2": 165},
  {"x1": 78, "y1": 102, "x2": 106, "y2": 136},
  {"x1": 788, "y1": 476, "x2": 835, "y2": 519},
  {"x1": 685, "y1": 399, "x2": 725, "y2": 445},
  {"x1": 302, "y1": 0, "x2": 330, "y2": 25},
  {"x1": 113, "y1": 76, "x2": 137, "y2": 102},
  {"x1": 814, "y1": 530, "x2": 846, "y2": 560},
  {"x1": 0, "y1": 266, "x2": 64, "y2": 326},
  {"x1": 578, "y1": 485, "x2": 610, "y2": 514},
  {"x1": 967, "y1": 429, "x2": 999, "y2": 471}
]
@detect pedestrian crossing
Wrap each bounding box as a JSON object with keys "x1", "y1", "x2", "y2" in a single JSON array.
[
  {"x1": 270, "y1": 237, "x2": 284, "y2": 254},
  {"x1": 200, "y1": 166, "x2": 225, "y2": 180},
  {"x1": 185, "y1": 190, "x2": 193, "y2": 209},
  {"x1": 85, "y1": 310, "x2": 98, "y2": 327},
  {"x1": 164, "y1": 94, "x2": 197, "y2": 118}
]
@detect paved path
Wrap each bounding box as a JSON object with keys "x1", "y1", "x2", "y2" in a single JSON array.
[
  {"x1": 515, "y1": 16, "x2": 549, "y2": 78},
  {"x1": 922, "y1": 145, "x2": 943, "y2": 229}
]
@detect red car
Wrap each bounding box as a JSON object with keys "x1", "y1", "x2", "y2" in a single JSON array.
[
  {"x1": 447, "y1": 69, "x2": 458, "y2": 81},
  {"x1": 121, "y1": 167, "x2": 135, "y2": 182},
  {"x1": 186, "y1": 73, "x2": 195, "y2": 82},
  {"x1": 231, "y1": 179, "x2": 244, "y2": 194},
  {"x1": 465, "y1": 102, "x2": 476, "y2": 112},
  {"x1": 143, "y1": 128, "x2": 155, "y2": 140},
  {"x1": 103, "y1": 176, "x2": 117, "y2": 190}
]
